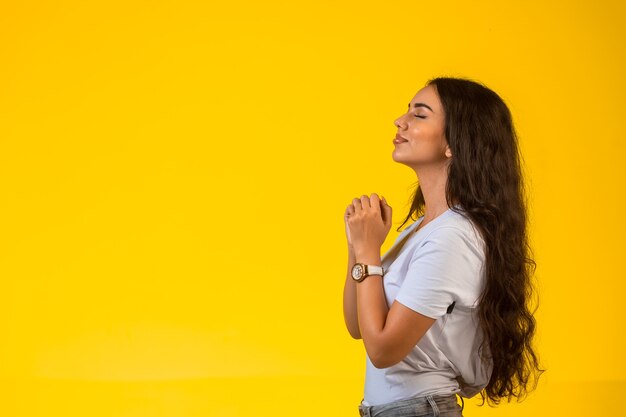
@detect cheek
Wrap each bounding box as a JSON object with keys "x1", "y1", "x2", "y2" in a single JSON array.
[{"x1": 406, "y1": 139, "x2": 445, "y2": 161}]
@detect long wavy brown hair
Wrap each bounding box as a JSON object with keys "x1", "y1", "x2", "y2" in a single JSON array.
[{"x1": 397, "y1": 76, "x2": 544, "y2": 405}]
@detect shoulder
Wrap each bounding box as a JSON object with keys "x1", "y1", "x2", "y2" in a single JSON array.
[
  {"x1": 420, "y1": 209, "x2": 485, "y2": 256},
  {"x1": 398, "y1": 209, "x2": 487, "y2": 313}
]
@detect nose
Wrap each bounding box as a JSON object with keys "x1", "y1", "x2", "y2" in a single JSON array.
[{"x1": 394, "y1": 115, "x2": 406, "y2": 129}]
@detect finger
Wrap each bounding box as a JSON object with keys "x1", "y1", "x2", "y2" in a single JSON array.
[
  {"x1": 369, "y1": 193, "x2": 381, "y2": 214},
  {"x1": 360, "y1": 194, "x2": 371, "y2": 209},
  {"x1": 381, "y1": 196, "x2": 393, "y2": 226},
  {"x1": 345, "y1": 204, "x2": 355, "y2": 217},
  {"x1": 352, "y1": 197, "x2": 362, "y2": 212}
]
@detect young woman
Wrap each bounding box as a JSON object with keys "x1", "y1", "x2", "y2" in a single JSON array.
[{"x1": 343, "y1": 77, "x2": 543, "y2": 417}]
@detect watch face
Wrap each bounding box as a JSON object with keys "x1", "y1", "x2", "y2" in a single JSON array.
[{"x1": 351, "y1": 264, "x2": 364, "y2": 281}]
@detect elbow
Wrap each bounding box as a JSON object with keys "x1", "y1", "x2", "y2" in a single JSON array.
[
  {"x1": 349, "y1": 330, "x2": 362, "y2": 340},
  {"x1": 366, "y1": 345, "x2": 403, "y2": 369},
  {"x1": 369, "y1": 355, "x2": 399, "y2": 369}
]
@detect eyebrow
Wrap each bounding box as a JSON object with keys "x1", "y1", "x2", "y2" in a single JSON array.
[{"x1": 408, "y1": 102, "x2": 434, "y2": 113}]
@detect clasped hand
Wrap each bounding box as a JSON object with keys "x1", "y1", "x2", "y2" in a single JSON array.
[{"x1": 344, "y1": 193, "x2": 392, "y2": 259}]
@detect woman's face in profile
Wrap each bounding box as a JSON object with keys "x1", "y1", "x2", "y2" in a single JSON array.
[{"x1": 392, "y1": 84, "x2": 451, "y2": 169}]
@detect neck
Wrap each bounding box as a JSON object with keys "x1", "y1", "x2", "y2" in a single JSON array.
[{"x1": 413, "y1": 162, "x2": 451, "y2": 221}]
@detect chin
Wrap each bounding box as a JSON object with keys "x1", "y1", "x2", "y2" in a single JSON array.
[
  {"x1": 391, "y1": 150, "x2": 411, "y2": 165},
  {"x1": 392, "y1": 152, "x2": 421, "y2": 170}
]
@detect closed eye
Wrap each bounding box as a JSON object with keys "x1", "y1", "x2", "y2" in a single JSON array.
[{"x1": 414, "y1": 115, "x2": 426, "y2": 119}]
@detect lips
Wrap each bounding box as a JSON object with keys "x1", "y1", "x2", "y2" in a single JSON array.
[{"x1": 393, "y1": 134, "x2": 408, "y2": 144}]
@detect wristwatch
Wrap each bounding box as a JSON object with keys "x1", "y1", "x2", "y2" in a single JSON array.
[{"x1": 351, "y1": 263, "x2": 385, "y2": 282}]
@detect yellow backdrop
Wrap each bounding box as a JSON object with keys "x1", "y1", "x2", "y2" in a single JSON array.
[{"x1": 1, "y1": 0, "x2": 624, "y2": 416}]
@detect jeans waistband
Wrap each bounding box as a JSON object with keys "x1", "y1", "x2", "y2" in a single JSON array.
[{"x1": 358, "y1": 394, "x2": 461, "y2": 417}]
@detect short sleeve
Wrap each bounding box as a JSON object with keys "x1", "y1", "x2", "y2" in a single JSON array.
[{"x1": 395, "y1": 226, "x2": 483, "y2": 320}]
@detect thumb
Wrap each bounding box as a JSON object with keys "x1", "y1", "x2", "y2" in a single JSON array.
[{"x1": 381, "y1": 196, "x2": 392, "y2": 227}]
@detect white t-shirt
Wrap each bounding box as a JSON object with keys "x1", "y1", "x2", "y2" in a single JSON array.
[{"x1": 362, "y1": 205, "x2": 492, "y2": 406}]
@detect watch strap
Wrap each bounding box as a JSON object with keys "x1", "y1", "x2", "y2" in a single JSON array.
[{"x1": 364, "y1": 264, "x2": 384, "y2": 277}]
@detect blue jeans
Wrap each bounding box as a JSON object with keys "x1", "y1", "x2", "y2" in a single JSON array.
[{"x1": 358, "y1": 394, "x2": 463, "y2": 417}]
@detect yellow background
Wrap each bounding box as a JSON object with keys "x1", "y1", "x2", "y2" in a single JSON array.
[{"x1": 1, "y1": 0, "x2": 624, "y2": 415}]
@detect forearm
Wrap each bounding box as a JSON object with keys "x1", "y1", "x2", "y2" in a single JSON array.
[
  {"x1": 342, "y1": 245, "x2": 361, "y2": 339},
  {"x1": 343, "y1": 193, "x2": 392, "y2": 344},
  {"x1": 354, "y1": 251, "x2": 390, "y2": 365}
]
